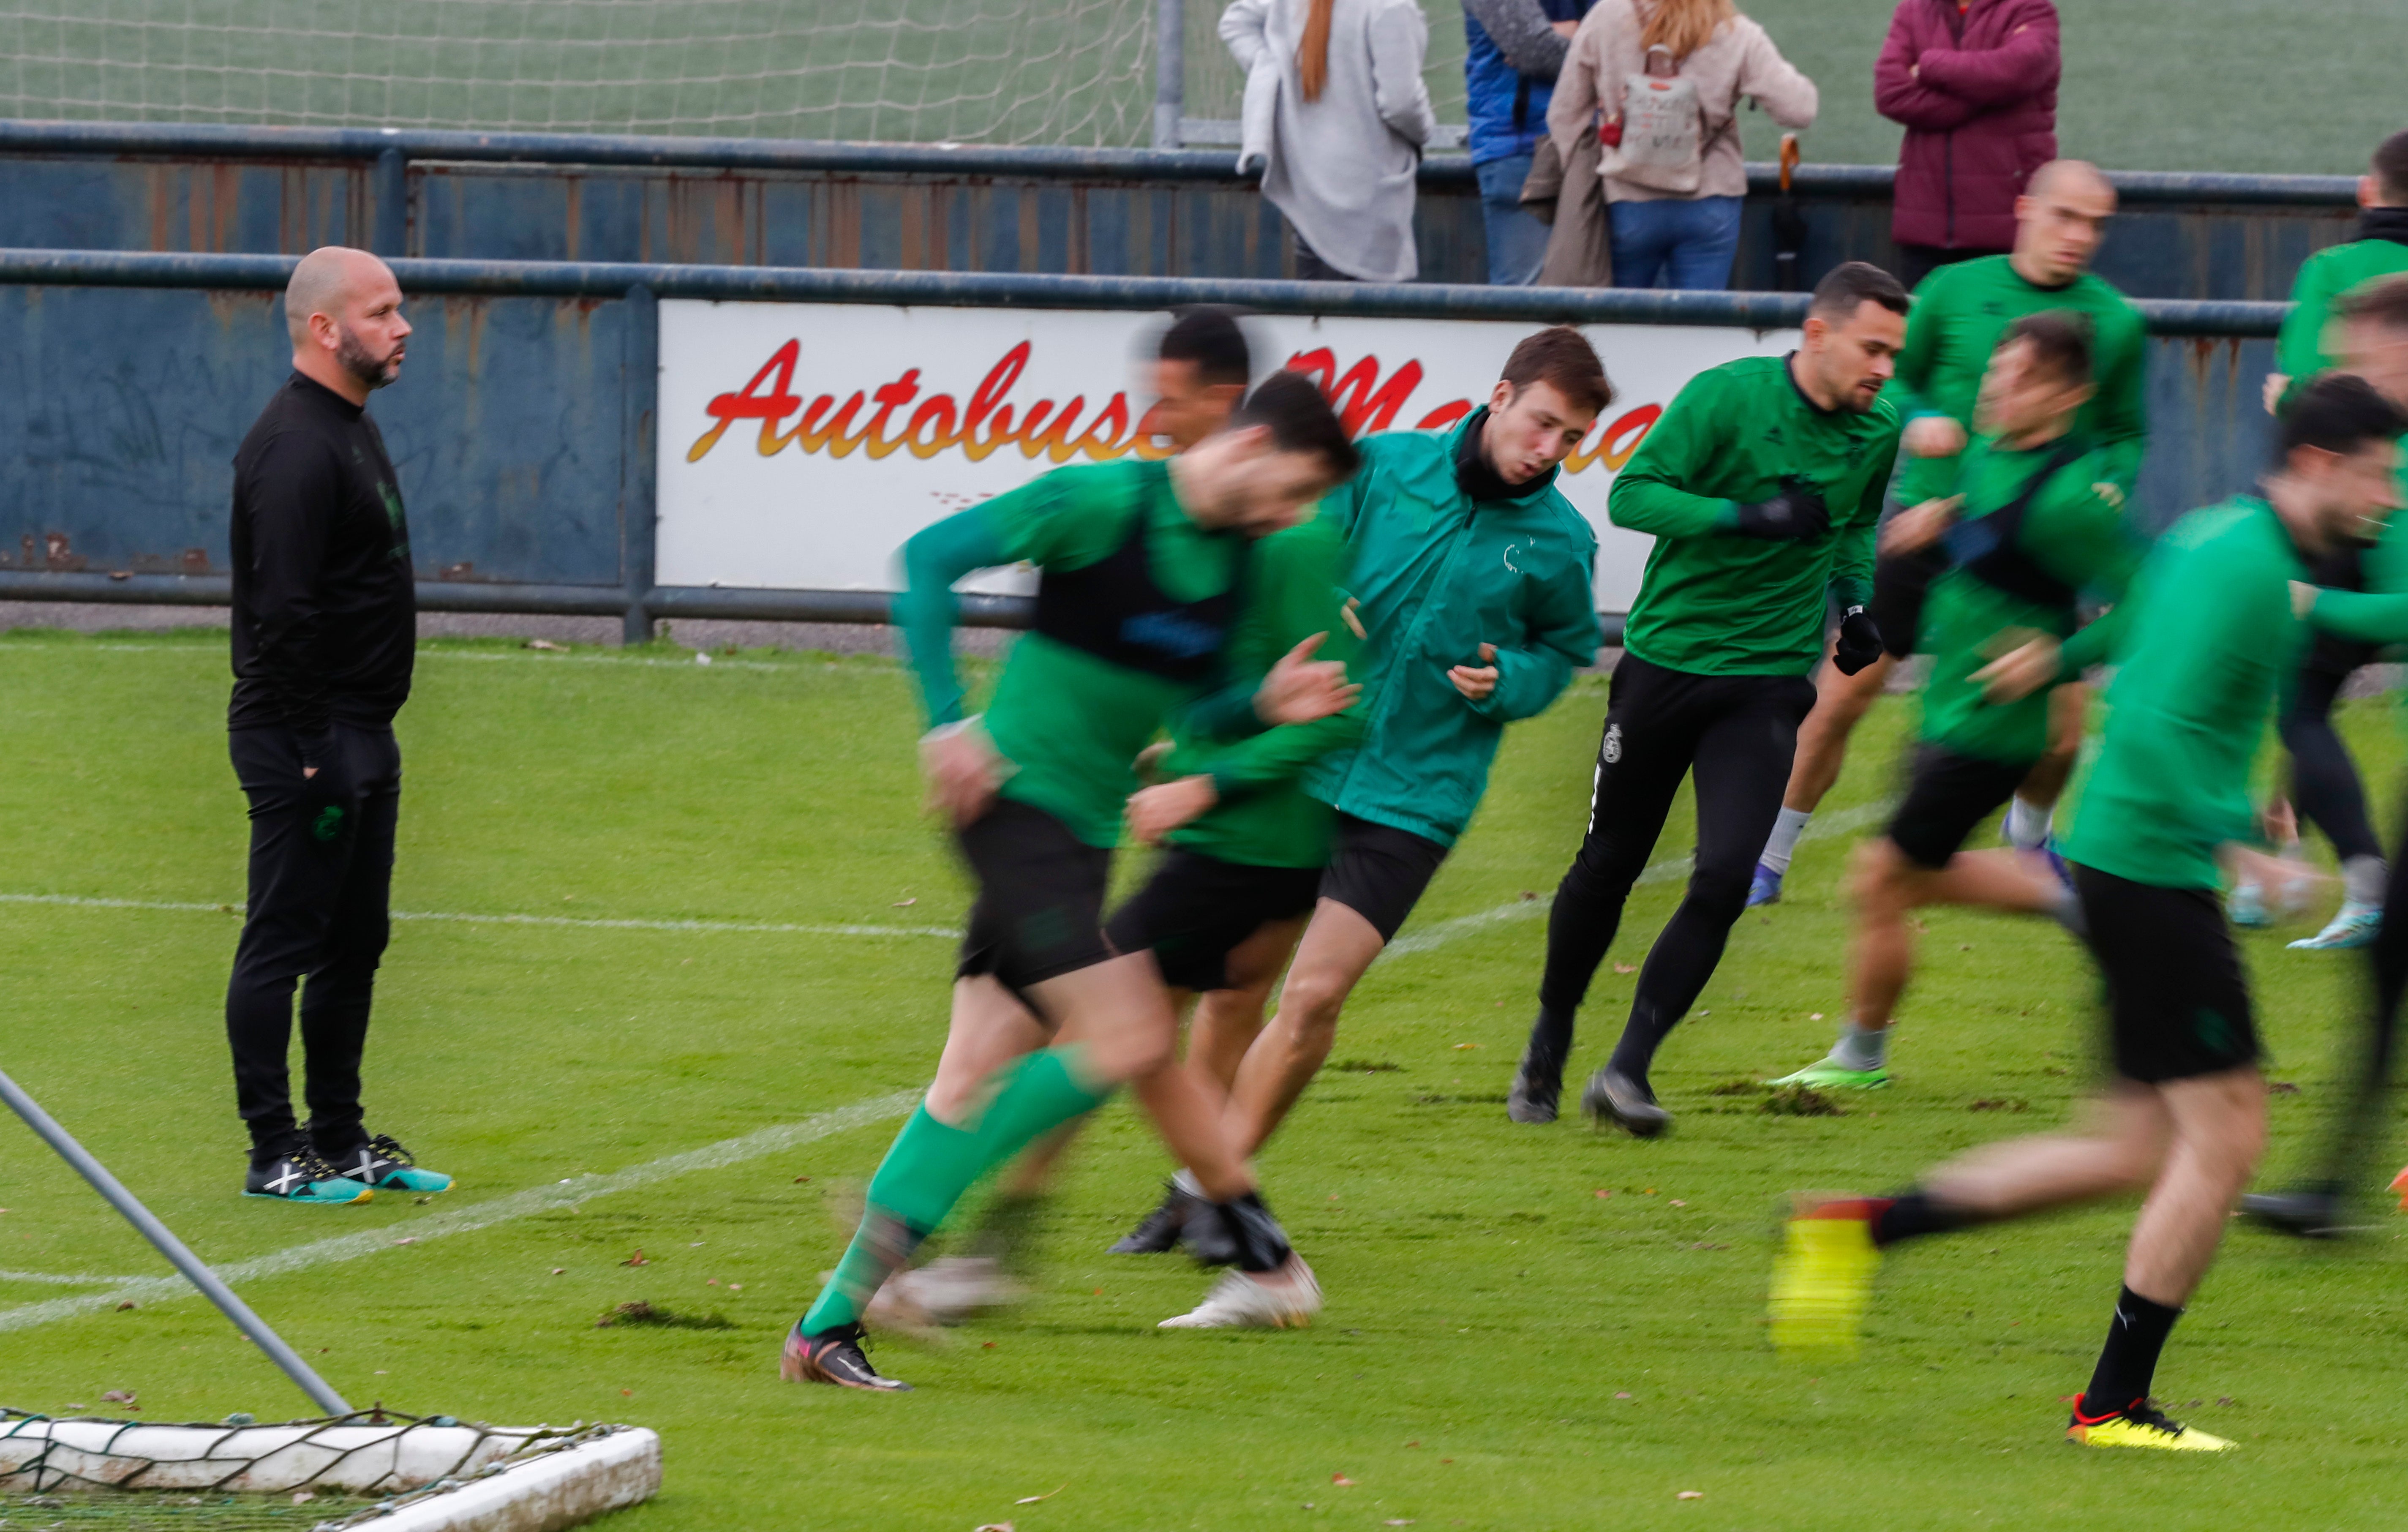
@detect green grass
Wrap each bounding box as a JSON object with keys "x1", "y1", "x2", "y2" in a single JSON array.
[{"x1": 3, "y1": 627, "x2": 2408, "y2": 1529}]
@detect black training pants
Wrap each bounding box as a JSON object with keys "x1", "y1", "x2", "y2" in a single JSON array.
[
  {"x1": 226, "y1": 724, "x2": 401, "y2": 1163},
  {"x1": 2304, "y1": 792, "x2": 2408, "y2": 1197},
  {"x1": 1539, "y1": 654, "x2": 1814, "y2": 1080},
  {"x1": 2281, "y1": 661, "x2": 2383, "y2": 867}
]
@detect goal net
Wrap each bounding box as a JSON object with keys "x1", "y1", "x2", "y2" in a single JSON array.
[
  {"x1": 0, "y1": 0, "x2": 1155, "y2": 145},
  {"x1": 0, "y1": 1409, "x2": 658, "y2": 1532}
]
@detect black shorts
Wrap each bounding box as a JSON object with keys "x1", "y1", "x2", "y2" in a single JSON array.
[
  {"x1": 1867, "y1": 542, "x2": 1945, "y2": 660},
  {"x1": 953, "y1": 797, "x2": 1115, "y2": 992},
  {"x1": 1886, "y1": 744, "x2": 2031, "y2": 869},
  {"x1": 1104, "y1": 848, "x2": 1322, "y2": 992},
  {"x1": 1319, "y1": 812, "x2": 1450, "y2": 944},
  {"x1": 2074, "y1": 863, "x2": 2262, "y2": 1085}
]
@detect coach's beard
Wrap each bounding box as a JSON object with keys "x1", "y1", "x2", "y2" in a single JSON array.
[{"x1": 336, "y1": 326, "x2": 404, "y2": 390}]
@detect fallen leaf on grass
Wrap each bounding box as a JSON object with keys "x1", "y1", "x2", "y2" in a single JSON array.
[
  {"x1": 1451, "y1": 1042, "x2": 1480, "y2": 1050},
  {"x1": 794, "y1": 1175, "x2": 812, "y2": 1183},
  {"x1": 551, "y1": 1268, "x2": 566, "y2": 1276},
  {"x1": 1667, "y1": 1199, "x2": 1686, "y2": 1207},
  {"x1": 621, "y1": 1250, "x2": 650, "y2": 1267},
  {"x1": 1014, "y1": 1484, "x2": 1066, "y2": 1505},
  {"x1": 524, "y1": 639, "x2": 567, "y2": 652},
  {"x1": 1613, "y1": 962, "x2": 1637, "y2": 974},
  {"x1": 1593, "y1": 1189, "x2": 1613, "y2": 1199},
  {"x1": 1332, "y1": 1473, "x2": 1357, "y2": 1486},
  {"x1": 893, "y1": 897, "x2": 918, "y2": 908},
  {"x1": 394, "y1": 1237, "x2": 416, "y2": 1246},
  {"x1": 1809, "y1": 1012, "x2": 1824, "y2": 1021},
  {"x1": 1678, "y1": 1490, "x2": 1704, "y2": 1500},
  {"x1": 115, "y1": 1301, "x2": 136, "y2": 1312},
  {"x1": 291, "y1": 1490, "x2": 316, "y2": 1505},
  {"x1": 1615, "y1": 1392, "x2": 1633, "y2": 1400},
  {"x1": 101, "y1": 1391, "x2": 137, "y2": 1409},
  {"x1": 1386, "y1": 1521, "x2": 1416, "y2": 1526},
  {"x1": 975, "y1": 1522, "x2": 1014, "y2": 1532},
  {"x1": 2269, "y1": 1081, "x2": 2300, "y2": 1095}
]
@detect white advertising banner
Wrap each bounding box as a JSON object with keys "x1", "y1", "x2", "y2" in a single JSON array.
[{"x1": 657, "y1": 301, "x2": 1800, "y2": 612}]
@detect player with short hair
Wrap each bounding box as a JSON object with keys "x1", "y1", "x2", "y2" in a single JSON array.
[
  {"x1": 1772, "y1": 375, "x2": 2408, "y2": 1452},
  {"x1": 2243, "y1": 275, "x2": 2408, "y2": 1234},
  {"x1": 1768, "y1": 314, "x2": 2139, "y2": 1090},
  {"x1": 1110, "y1": 327, "x2": 1611, "y2": 1251},
  {"x1": 783, "y1": 371, "x2": 1361, "y2": 1391},
  {"x1": 2235, "y1": 130, "x2": 2408, "y2": 949},
  {"x1": 1748, "y1": 160, "x2": 2147, "y2": 907},
  {"x1": 1509, "y1": 262, "x2": 1907, "y2": 1135}
]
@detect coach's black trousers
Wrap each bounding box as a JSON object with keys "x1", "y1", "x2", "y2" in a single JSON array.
[
  {"x1": 226, "y1": 724, "x2": 401, "y2": 1165},
  {"x1": 1538, "y1": 654, "x2": 1814, "y2": 1086}
]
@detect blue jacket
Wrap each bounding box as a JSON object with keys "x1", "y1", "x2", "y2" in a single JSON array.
[{"x1": 1465, "y1": 0, "x2": 1592, "y2": 167}]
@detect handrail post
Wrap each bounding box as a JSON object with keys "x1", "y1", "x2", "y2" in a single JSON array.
[
  {"x1": 1153, "y1": 0, "x2": 1185, "y2": 150},
  {"x1": 620, "y1": 283, "x2": 659, "y2": 647},
  {"x1": 370, "y1": 144, "x2": 408, "y2": 257}
]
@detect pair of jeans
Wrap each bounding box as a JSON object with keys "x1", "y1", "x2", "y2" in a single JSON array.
[
  {"x1": 1607, "y1": 194, "x2": 1743, "y2": 291},
  {"x1": 225, "y1": 722, "x2": 403, "y2": 1164},
  {"x1": 1475, "y1": 152, "x2": 1550, "y2": 286}
]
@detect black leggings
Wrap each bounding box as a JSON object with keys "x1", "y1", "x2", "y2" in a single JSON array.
[
  {"x1": 1537, "y1": 654, "x2": 1815, "y2": 1088},
  {"x1": 2302, "y1": 796, "x2": 2408, "y2": 1196},
  {"x1": 2281, "y1": 661, "x2": 2383, "y2": 866}
]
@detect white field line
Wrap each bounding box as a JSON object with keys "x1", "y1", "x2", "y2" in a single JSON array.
[
  {"x1": 0, "y1": 1269, "x2": 150, "y2": 1287},
  {"x1": 0, "y1": 1090, "x2": 921, "y2": 1335},
  {"x1": 1378, "y1": 797, "x2": 1897, "y2": 962},
  {"x1": 0, "y1": 893, "x2": 959, "y2": 941}
]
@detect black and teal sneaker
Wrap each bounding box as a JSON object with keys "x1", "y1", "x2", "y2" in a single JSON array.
[
  {"x1": 244, "y1": 1147, "x2": 373, "y2": 1205},
  {"x1": 313, "y1": 1129, "x2": 453, "y2": 1194}
]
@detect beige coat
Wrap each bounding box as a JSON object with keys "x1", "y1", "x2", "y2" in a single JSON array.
[{"x1": 1546, "y1": 0, "x2": 1816, "y2": 204}]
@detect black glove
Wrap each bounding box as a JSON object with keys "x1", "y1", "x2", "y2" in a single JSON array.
[
  {"x1": 1730, "y1": 477, "x2": 1830, "y2": 541},
  {"x1": 1832, "y1": 605, "x2": 1883, "y2": 676}
]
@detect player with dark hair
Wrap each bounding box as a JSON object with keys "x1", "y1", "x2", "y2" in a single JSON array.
[
  {"x1": 2244, "y1": 275, "x2": 2408, "y2": 1234},
  {"x1": 1508, "y1": 262, "x2": 1907, "y2": 1135},
  {"x1": 1150, "y1": 305, "x2": 1256, "y2": 449},
  {"x1": 1773, "y1": 374, "x2": 2408, "y2": 1452},
  {"x1": 1749, "y1": 161, "x2": 2147, "y2": 906},
  {"x1": 1110, "y1": 326, "x2": 1611, "y2": 1257},
  {"x1": 1770, "y1": 313, "x2": 2140, "y2": 1090},
  {"x1": 2239, "y1": 138, "x2": 2408, "y2": 949},
  {"x1": 783, "y1": 371, "x2": 1362, "y2": 1391}
]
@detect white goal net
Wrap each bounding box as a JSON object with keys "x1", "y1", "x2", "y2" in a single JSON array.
[{"x1": 0, "y1": 0, "x2": 1156, "y2": 145}]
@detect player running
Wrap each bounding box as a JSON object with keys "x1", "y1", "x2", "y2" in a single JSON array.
[
  {"x1": 1509, "y1": 263, "x2": 1906, "y2": 1135},
  {"x1": 1771, "y1": 375, "x2": 2408, "y2": 1451},
  {"x1": 2242, "y1": 275, "x2": 2408, "y2": 1236},
  {"x1": 1768, "y1": 315, "x2": 2137, "y2": 1091},
  {"x1": 1749, "y1": 161, "x2": 2146, "y2": 906},
  {"x1": 1110, "y1": 327, "x2": 1612, "y2": 1241},
  {"x1": 783, "y1": 372, "x2": 1360, "y2": 1391},
  {"x1": 2233, "y1": 129, "x2": 2408, "y2": 950}
]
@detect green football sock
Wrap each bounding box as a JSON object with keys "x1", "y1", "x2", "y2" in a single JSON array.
[
  {"x1": 800, "y1": 1105, "x2": 981, "y2": 1335},
  {"x1": 967, "y1": 1046, "x2": 1116, "y2": 1172}
]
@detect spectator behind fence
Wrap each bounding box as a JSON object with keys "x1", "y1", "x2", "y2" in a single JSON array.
[
  {"x1": 1547, "y1": 0, "x2": 1815, "y2": 291},
  {"x1": 1463, "y1": 0, "x2": 1594, "y2": 286},
  {"x1": 1225, "y1": 0, "x2": 1436, "y2": 283},
  {"x1": 1875, "y1": 0, "x2": 2060, "y2": 290}
]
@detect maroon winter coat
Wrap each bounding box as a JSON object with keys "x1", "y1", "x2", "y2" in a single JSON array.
[{"x1": 1874, "y1": 0, "x2": 2059, "y2": 252}]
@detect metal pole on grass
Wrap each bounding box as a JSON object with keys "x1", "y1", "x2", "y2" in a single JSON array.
[
  {"x1": 0, "y1": 1067, "x2": 353, "y2": 1417},
  {"x1": 1153, "y1": 0, "x2": 1185, "y2": 149}
]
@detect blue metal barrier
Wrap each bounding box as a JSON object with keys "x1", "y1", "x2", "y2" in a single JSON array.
[
  {"x1": 0, "y1": 121, "x2": 2362, "y2": 301},
  {"x1": 0, "y1": 248, "x2": 2285, "y2": 643}
]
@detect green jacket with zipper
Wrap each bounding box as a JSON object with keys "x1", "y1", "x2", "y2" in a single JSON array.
[{"x1": 1302, "y1": 413, "x2": 1602, "y2": 847}]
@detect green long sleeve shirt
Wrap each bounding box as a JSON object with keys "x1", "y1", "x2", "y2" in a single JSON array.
[
  {"x1": 2060, "y1": 499, "x2": 2308, "y2": 891},
  {"x1": 2275, "y1": 227, "x2": 2408, "y2": 409},
  {"x1": 1611, "y1": 354, "x2": 1901, "y2": 676},
  {"x1": 1163, "y1": 512, "x2": 1364, "y2": 869},
  {"x1": 1892, "y1": 255, "x2": 2149, "y2": 507},
  {"x1": 894, "y1": 459, "x2": 1257, "y2": 848},
  {"x1": 1918, "y1": 434, "x2": 2143, "y2": 765}
]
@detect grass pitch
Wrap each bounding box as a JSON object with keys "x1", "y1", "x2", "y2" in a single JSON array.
[{"x1": 3, "y1": 627, "x2": 2407, "y2": 1530}]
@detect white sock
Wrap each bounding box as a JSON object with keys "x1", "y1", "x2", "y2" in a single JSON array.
[
  {"x1": 1831, "y1": 1021, "x2": 1888, "y2": 1071},
  {"x1": 2344, "y1": 855, "x2": 2388, "y2": 908},
  {"x1": 2005, "y1": 795, "x2": 2053, "y2": 852},
  {"x1": 1173, "y1": 1168, "x2": 1204, "y2": 1197},
  {"x1": 1761, "y1": 807, "x2": 1813, "y2": 874}
]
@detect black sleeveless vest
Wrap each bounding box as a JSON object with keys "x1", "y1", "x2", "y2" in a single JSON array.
[
  {"x1": 1941, "y1": 435, "x2": 2093, "y2": 613},
  {"x1": 1030, "y1": 485, "x2": 1247, "y2": 685}
]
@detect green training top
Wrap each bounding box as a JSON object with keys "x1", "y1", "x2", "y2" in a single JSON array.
[
  {"x1": 1916, "y1": 433, "x2": 2142, "y2": 765},
  {"x1": 2275, "y1": 231, "x2": 2408, "y2": 409},
  {"x1": 1892, "y1": 254, "x2": 2149, "y2": 506},
  {"x1": 895, "y1": 459, "x2": 1255, "y2": 848},
  {"x1": 1612, "y1": 353, "x2": 1901, "y2": 677},
  {"x1": 2060, "y1": 498, "x2": 2307, "y2": 891},
  {"x1": 1162, "y1": 511, "x2": 1363, "y2": 869}
]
